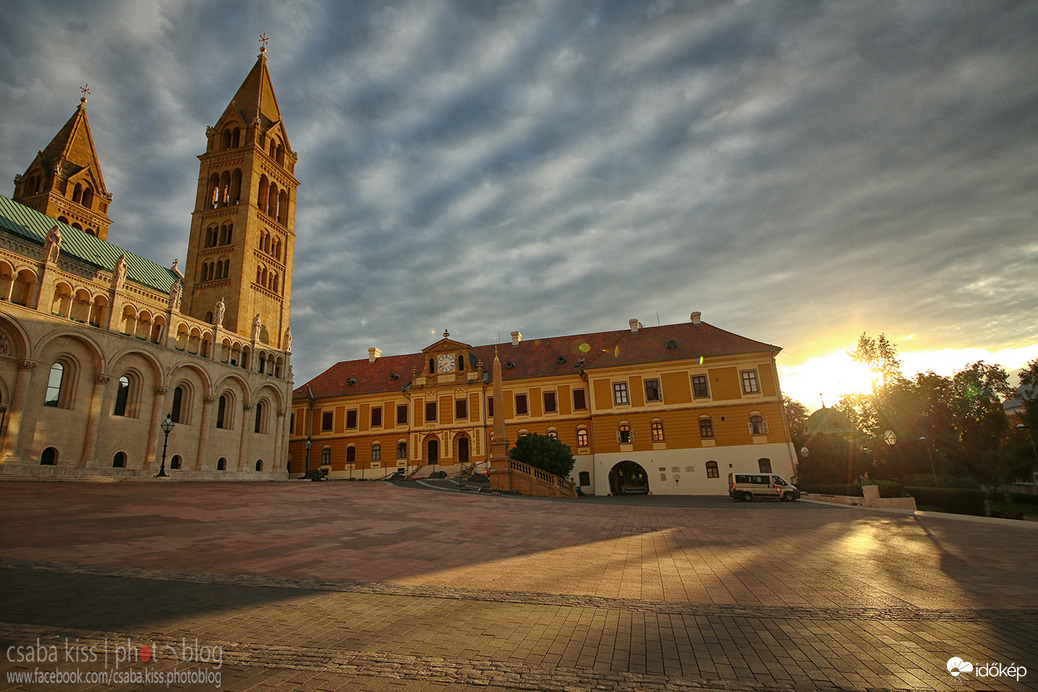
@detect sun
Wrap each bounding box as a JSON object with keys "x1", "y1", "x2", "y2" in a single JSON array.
[{"x1": 779, "y1": 350, "x2": 876, "y2": 410}]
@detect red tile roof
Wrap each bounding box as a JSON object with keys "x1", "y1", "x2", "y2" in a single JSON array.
[{"x1": 295, "y1": 320, "x2": 779, "y2": 399}]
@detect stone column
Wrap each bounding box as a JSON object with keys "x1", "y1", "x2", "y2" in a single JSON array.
[
  {"x1": 79, "y1": 374, "x2": 110, "y2": 467},
  {"x1": 238, "y1": 403, "x2": 253, "y2": 471},
  {"x1": 273, "y1": 408, "x2": 286, "y2": 472},
  {"x1": 488, "y1": 349, "x2": 511, "y2": 492},
  {"x1": 145, "y1": 386, "x2": 169, "y2": 467},
  {"x1": 194, "y1": 396, "x2": 215, "y2": 470},
  {"x1": 2, "y1": 360, "x2": 36, "y2": 462}
]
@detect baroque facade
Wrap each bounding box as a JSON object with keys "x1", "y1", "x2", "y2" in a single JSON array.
[
  {"x1": 289, "y1": 314, "x2": 798, "y2": 496},
  {"x1": 0, "y1": 46, "x2": 296, "y2": 479}
]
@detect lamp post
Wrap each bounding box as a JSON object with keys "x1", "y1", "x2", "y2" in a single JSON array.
[
  {"x1": 156, "y1": 414, "x2": 174, "y2": 478},
  {"x1": 303, "y1": 437, "x2": 311, "y2": 479},
  {"x1": 919, "y1": 436, "x2": 938, "y2": 488},
  {"x1": 884, "y1": 430, "x2": 902, "y2": 496}
]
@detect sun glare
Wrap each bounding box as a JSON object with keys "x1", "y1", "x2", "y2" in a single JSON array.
[
  {"x1": 779, "y1": 343, "x2": 1038, "y2": 412},
  {"x1": 778, "y1": 351, "x2": 878, "y2": 410}
]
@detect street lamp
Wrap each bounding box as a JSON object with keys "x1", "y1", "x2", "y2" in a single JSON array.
[
  {"x1": 156, "y1": 414, "x2": 174, "y2": 478},
  {"x1": 884, "y1": 430, "x2": 902, "y2": 496},
  {"x1": 303, "y1": 437, "x2": 312, "y2": 479},
  {"x1": 919, "y1": 436, "x2": 938, "y2": 488}
]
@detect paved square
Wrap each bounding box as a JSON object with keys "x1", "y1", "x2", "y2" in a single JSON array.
[{"x1": 0, "y1": 481, "x2": 1035, "y2": 690}]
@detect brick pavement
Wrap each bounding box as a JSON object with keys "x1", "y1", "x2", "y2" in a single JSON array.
[{"x1": 0, "y1": 481, "x2": 1035, "y2": 691}]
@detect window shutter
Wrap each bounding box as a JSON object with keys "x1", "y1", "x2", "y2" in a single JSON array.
[
  {"x1": 747, "y1": 421, "x2": 754, "y2": 435},
  {"x1": 762, "y1": 421, "x2": 769, "y2": 434}
]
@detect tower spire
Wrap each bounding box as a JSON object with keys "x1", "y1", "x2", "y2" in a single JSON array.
[{"x1": 11, "y1": 89, "x2": 113, "y2": 239}]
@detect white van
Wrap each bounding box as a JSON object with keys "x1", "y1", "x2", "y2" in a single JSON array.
[{"x1": 728, "y1": 473, "x2": 800, "y2": 502}]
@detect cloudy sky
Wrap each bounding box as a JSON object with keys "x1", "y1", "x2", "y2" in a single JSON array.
[{"x1": 2, "y1": 0, "x2": 1036, "y2": 408}]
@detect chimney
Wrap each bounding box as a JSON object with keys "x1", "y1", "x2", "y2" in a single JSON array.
[
  {"x1": 368, "y1": 347, "x2": 381, "y2": 363},
  {"x1": 629, "y1": 318, "x2": 640, "y2": 333},
  {"x1": 511, "y1": 330, "x2": 522, "y2": 346},
  {"x1": 690, "y1": 311, "x2": 702, "y2": 325}
]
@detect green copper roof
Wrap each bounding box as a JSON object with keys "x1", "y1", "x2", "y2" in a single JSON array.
[{"x1": 0, "y1": 195, "x2": 176, "y2": 293}]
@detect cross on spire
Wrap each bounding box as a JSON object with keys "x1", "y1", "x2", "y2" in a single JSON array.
[
  {"x1": 80, "y1": 84, "x2": 90, "y2": 104},
  {"x1": 259, "y1": 33, "x2": 269, "y2": 54}
]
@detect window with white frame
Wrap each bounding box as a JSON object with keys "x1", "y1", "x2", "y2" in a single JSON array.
[
  {"x1": 692, "y1": 374, "x2": 709, "y2": 399},
  {"x1": 613, "y1": 382, "x2": 629, "y2": 405},
  {"x1": 749, "y1": 414, "x2": 768, "y2": 435},
  {"x1": 617, "y1": 422, "x2": 632, "y2": 444},
  {"x1": 651, "y1": 419, "x2": 665, "y2": 442},
  {"x1": 644, "y1": 379, "x2": 661, "y2": 402},
  {"x1": 741, "y1": 370, "x2": 760, "y2": 394}
]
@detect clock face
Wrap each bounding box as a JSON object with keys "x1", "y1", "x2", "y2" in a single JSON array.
[{"x1": 437, "y1": 354, "x2": 455, "y2": 373}]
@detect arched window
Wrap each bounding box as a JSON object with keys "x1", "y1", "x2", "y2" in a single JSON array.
[
  {"x1": 699, "y1": 417, "x2": 714, "y2": 439},
  {"x1": 346, "y1": 446, "x2": 356, "y2": 464},
  {"x1": 371, "y1": 443, "x2": 381, "y2": 461},
  {"x1": 217, "y1": 457, "x2": 226, "y2": 471},
  {"x1": 576, "y1": 427, "x2": 589, "y2": 447},
  {"x1": 617, "y1": 423, "x2": 632, "y2": 444},
  {"x1": 217, "y1": 394, "x2": 229, "y2": 429},
  {"x1": 171, "y1": 385, "x2": 186, "y2": 424},
  {"x1": 705, "y1": 461, "x2": 719, "y2": 478},
  {"x1": 397, "y1": 442, "x2": 407, "y2": 460},
  {"x1": 651, "y1": 420, "x2": 665, "y2": 442},
  {"x1": 758, "y1": 458, "x2": 772, "y2": 473},
  {"x1": 113, "y1": 451, "x2": 126, "y2": 468},
  {"x1": 113, "y1": 375, "x2": 130, "y2": 416},
  {"x1": 170, "y1": 455, "x2": 182, "y2": 470},
  {"x1": 255, "y1": 459, "x2": 263, "y2": 471},
  {"x1": 320, "y1": 447, "x2": 330, "y2": 465},
  {"x1": 44, "y1": 362, "x2": 65, "y2": 407},
  {"x1": 41, "y1": 447, "x2": 58, "y2": 465},
  {"x1": 749, "y1": 415, "x2": 767, "y2": 436},
  {"x1": 254, "y1": 402, "x2": 265, "y2": 433}
]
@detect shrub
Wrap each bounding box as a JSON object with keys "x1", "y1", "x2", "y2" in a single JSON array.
[
  {"x1": 1009, "y1": 492, "x2": 1038, "y2": 506},
  {"x1": 509, "y1": 434, "x2": 575, "y2": 478},
  {"x1": 905, "y1": 486, "x2": 987, "y2": 516}
]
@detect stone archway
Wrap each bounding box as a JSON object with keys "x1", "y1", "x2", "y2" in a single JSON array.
[{"x1": 609, "y1": 460, "x2": 649, "y2": 495}]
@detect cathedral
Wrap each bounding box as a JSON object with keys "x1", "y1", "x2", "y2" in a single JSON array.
[{"x1": 0, "y1": 45, "x2": 296, "y2": 478}]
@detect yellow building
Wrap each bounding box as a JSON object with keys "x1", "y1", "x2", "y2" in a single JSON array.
[
  {"x1": 0, "y1": 46, "x2": 296, "y2": 478},
  {"x1": 289, "y1": 313, "x2": 797, "y2": 495}
]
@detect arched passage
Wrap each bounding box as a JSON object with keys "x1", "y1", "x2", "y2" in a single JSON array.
[{"x1": 608, "y1": 460, "x2": 649, "y2": 495}]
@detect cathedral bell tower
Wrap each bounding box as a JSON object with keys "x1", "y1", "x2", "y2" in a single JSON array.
[
  {"x1": 12, "y1": 87, "x2": 113, "y2": 240},
  {"x1": 183, "y1": 39, "x2": 298, "y2": 347}
]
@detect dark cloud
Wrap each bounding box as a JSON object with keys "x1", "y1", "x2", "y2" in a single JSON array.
[{"x1": 2, "y1": 0, "x2": 1036, "y2": 386}]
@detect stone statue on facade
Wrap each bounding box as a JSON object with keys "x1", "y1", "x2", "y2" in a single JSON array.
[
  {"x1": 112, "y1": 254, "x2": 127, "y2": 289},
  {"x1": 284, "y1": 327, "x2": 292, "y2": 352},
  {"x1": 44, "y1": 225, "x2": 62, "y2": 263},
  {"x1": 214, "y1": 298, "x2": 225, "y2": 327},
  {"x1": 168, "y1": 279, "x2": 182, "y2": 311},
  {"x1": 252, "y1": 313, "x2": 261, "y2": 340}
]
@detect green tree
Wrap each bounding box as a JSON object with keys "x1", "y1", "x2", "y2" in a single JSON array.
[
  {"x1": 782, "y1": 395, "x2": 810, "y2": 444},
  {"x1": 509, "y1": 434, "x2": 575, "y2": 479},
  {"x1": 849, "y1": 332, "x2": 903, "y2": 391}
]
